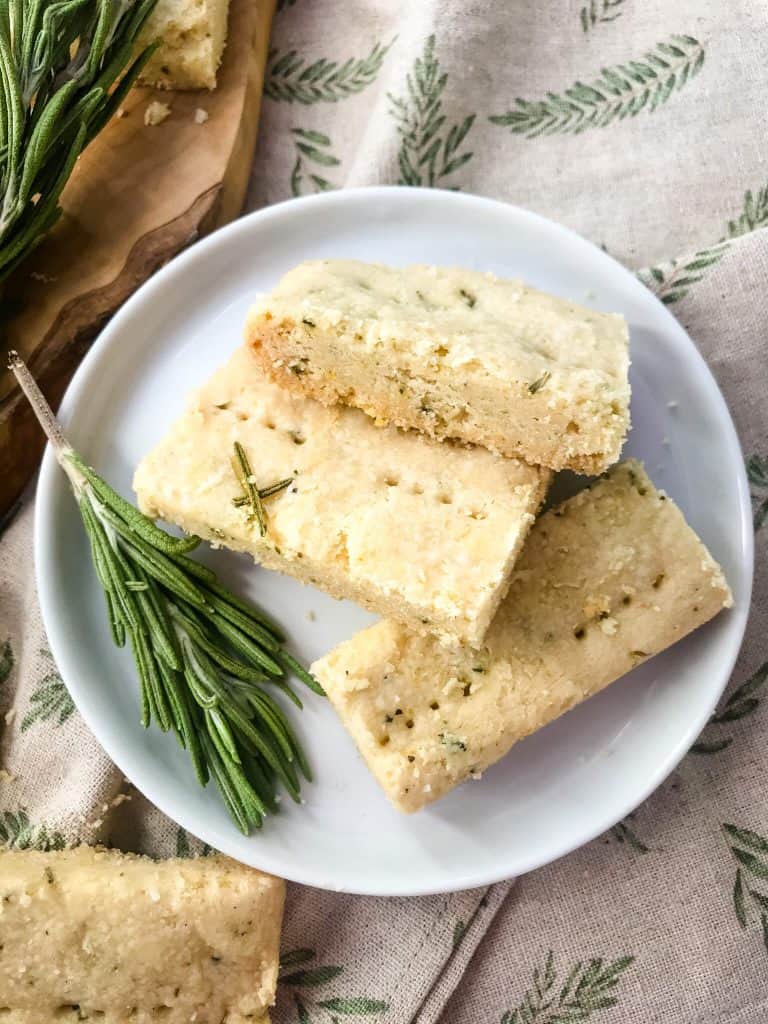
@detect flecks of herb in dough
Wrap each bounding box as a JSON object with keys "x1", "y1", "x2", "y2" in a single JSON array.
[{"x1": 528, "y1": 371, "x2": 551, "y2": 394}]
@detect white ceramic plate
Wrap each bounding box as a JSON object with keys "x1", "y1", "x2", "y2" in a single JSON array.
[{"x1": 35, "y1": 188, "x2": 753, "y2": 896}]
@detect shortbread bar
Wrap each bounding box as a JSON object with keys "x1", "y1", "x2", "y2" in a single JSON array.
[
  {"x1": 311, "y1": 461, "x2": 732, "y2": 812},
  {"x1": 0, "y1": 847, "x2": 283, "y2": 1023},
  {"x1": 246, "y1": 259, "x2": 630, "y2": 473},
  {"x1": 134, "y1": 346, "x2": 549, "y2": 645}
]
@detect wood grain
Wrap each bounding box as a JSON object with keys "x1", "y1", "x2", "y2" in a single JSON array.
[{"x1": 0, "y1": 0, "x2": 275, "y2": 517}]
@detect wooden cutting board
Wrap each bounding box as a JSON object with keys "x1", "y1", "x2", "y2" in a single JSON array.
[{"x1": 0, "y1": 0, "x2": 275, "y2": 520}]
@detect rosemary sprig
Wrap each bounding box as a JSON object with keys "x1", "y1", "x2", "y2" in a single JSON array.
[
  {"x1": 0, "y1": 0, "x2": 160, "y2": 283},
  {"x1": 8, "y1": 351, "x2": 324, "y2": 835},
  {"x1": 231, "y1": 440, "x2": 267, "y2": 535},
  {"x1": 231, "y1": 443, "x2": 293, "y2": 526}
]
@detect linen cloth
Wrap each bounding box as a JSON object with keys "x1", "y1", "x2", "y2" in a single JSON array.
[{"x1": 2, "y1": 1, "x2": 767, "y2": 1020}]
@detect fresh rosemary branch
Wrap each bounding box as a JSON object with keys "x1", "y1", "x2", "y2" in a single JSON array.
[
  {"x1": 8, "y1": 350, "x2": 324, "y2": 835},
  {"x1": 0, "y1": 0, "x2": 160, "y2": 283}
]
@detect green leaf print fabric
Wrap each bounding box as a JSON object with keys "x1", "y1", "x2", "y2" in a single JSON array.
[{"x1": 1, "y1": 2, "x2": 767, "y2": 1021}]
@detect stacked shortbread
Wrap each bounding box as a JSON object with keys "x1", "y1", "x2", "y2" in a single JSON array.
[
  {"x1": 136, "y1": 258, "x2": 732, "y2": 813},
  {"x1": 135, "y1": 346, "x2": 550, "y2": 645}
]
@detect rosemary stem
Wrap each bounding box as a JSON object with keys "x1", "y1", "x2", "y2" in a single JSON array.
[
  {"x1": 6, "y1": 349, "x2": 86, "y2": 493},
  {"x1": 9, "y1": 350, "x2": 322, "y2": 835},
  {"x1": 7, "y1": 350, "x2": 70, "y2": 456}
]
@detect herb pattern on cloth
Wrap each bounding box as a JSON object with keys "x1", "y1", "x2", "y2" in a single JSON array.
[
  {"x1": 488, "y1": 36, "x2": 705, "y2": 138},
  {"x1": 265, "y1": 39, "x2": 395, "y2": 105},
  {"x1": 175, "y1": 826, "x2": 213, "y2": 858},
  {"x1": 748, "y1": 454, "x2": 768, "y2": 532},
  {"x1": 723, "y1": 824, "x2": 768, "y2": 953},
  {"x1": 500, "y1": 952, "x2": 635, "y2": 1023},
  {"x1": 279, "y1": 949, "x2": 389, "y2": 1022},
  {"x1": 0, "y1": 638, "x2": 13, "y2": 687},
  {"x1": 290, "y1": 128, "x2": 341, "y2": 196},
  {"x1": 0, "y1": 807, "x2": 65, "y2": 851},
  {"x1": 609, "y1": 816, "x2": 649, "y2": 853},
  {"x1": 691, "y1": 661, "x2": 768, "y2": 755},
  {"x1": 638, "y1": 181, "x2": 768, "y2": 305},
  {"x1": 20, "y1": 647, "x2": 76, "y2": 732},
  {"x1": 388, "y1": 35, "x2": 475, "y2": 188},
  {"x1": 580, "y1": 0, "x2": 625, "y2": 34}
]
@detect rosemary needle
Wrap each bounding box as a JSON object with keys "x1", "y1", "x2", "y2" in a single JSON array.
[
  {"x1": 233, "y1": 477, "x2": 293, "y2": 508},
  {"x1": 8, "y1": 351, "x2": 323, "y2": 835}
]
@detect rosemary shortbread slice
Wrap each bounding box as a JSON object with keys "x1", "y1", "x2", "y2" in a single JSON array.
[
  {"x1": 138, "y1": 0, "x2": 230, "y2": 90},
  {"x1": 245, "y1": 259, "x2": 630, "y2": 473},
  {"x1": 311, "y1": 461, "x2": 732, "y2": 813},
  {"x1": 134, "y1": 346, "x2": 550, "y2": 645},
  {"x1": 0, "y1": 847, "x2": 283, "y2": 1023}
]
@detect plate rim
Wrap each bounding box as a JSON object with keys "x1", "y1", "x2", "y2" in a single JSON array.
[{"x1": 34, "y1": 186, "x2": 754, "y2": 895}]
